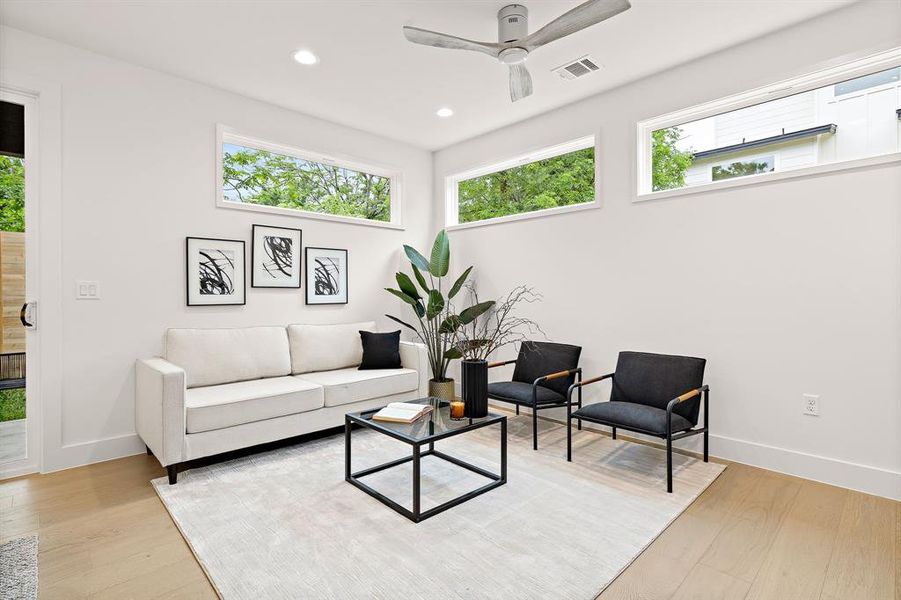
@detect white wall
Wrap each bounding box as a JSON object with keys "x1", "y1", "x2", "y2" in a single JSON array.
[
  {"x1": 0, "y1": 26, "x2": 433, "y2": 473},
  {"x1": 433, "y1": 1, "x2": 901, "y2": 500}
]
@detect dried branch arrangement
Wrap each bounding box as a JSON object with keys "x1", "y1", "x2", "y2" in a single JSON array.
[{"x1": 452, "y1": 282, "x2": 544, "y2": 361}]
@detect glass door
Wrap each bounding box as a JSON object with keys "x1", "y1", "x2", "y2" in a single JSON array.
[{"x1": 0, "y1": 92, "x2": 37, "y2": 475}]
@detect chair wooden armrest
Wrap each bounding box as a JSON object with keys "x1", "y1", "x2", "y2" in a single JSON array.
[
  {"x1": 673, "y1": 384, "x2": 710, "y2": 404},
  {"x1": 487, "y1": 359, "x2": 517, "y2": 368},
  {"x1": 540, "y1": 368, "x2": 581, "y2": 382}
]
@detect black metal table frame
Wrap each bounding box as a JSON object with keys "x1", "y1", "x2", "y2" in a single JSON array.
[{"x1": 344, "y1": 413, "x2": 507, "y2": 523}]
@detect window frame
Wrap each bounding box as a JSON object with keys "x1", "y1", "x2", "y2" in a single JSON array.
[
  {"x1": 635, "y1": 47, "x2": 901, "y2": 202},
  {"x1": 444, "y1": 135, "x2": 598, "y2": 231},
  {"x1": 216, "y1": 125, "x2": 404, "y2": 229}
]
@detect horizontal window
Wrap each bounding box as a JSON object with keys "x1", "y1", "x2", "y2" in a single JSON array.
[
  {"x1": 637, "y1": 49, "x2": 901, "y2": 198},
  {"x1": 217, "y1": 129, "x2": 401, "y2": 227},
  {"x1": 445, "y1": 136, "x2": 596, "y2": 228}
]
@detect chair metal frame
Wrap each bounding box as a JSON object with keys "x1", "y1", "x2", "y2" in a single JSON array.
[
  {"x1": 566, "y1": 373, "x2": 709, "y2": 493},
  {"x1": 488, "y1": 359, "x2": 582, "y2": 450}
]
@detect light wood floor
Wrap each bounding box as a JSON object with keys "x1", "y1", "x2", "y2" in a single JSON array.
[{"x1": 1, "y1": 432, "x2": 898, "y2": 599}]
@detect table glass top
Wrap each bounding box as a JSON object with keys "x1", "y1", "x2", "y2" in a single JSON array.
[{"x1": 347, "y1": 398, "x2": 504, "y2": 443}]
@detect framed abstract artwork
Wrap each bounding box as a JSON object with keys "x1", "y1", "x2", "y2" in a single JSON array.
[
  {"x1": 186, "y1": 237, "x2": 246, "y2": 306},
  {"x1": 251, "y1": 224, "x2": 302, "y2": 288},
  {"x1": 305, "y1": 247, "x2": 348, "y2": 305}
]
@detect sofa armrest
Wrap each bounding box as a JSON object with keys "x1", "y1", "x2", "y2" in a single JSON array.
[
  {"x1": 399, "y1": 341, "x2": 429, "y2": 397},
  {"x1": 135, "y1": 357, "x2": 186, "y2": 467}
]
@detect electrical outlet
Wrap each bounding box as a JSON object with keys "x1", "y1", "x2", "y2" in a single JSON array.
[{"x1": 803, "y1": 393, "x2": 820, "y2": 416}]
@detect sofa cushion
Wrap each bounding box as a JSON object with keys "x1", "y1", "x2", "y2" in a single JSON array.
[
  {"x1": 166, "y1": 327, "x2": 291, "y2": 388},
  {"x1": 287, "y1": 322, "x2": 376, "y2": 374},
  {"x1": 185, "y1": 376, "x2": 324, "y2": 434},
  {"x1": 295, "y1": 367, "x2": 418, "y2": 407}
]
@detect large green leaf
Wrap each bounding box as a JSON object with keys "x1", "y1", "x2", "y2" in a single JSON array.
[
  {"x1": 403, "y1": 245, "x2": 431, "y2": 272},
  {"x1": 413, "y1": 300, "x2": 425, "y2": 319},
  {"x1": 438, "y1": 315, "x2": 462, "y2": 334},
  {"x1": 429, "y1": 230, "x2": 450, "y2": 277},
  {"x1": 448, "y1": 266, "x2": 472, "y2": 299},
  {"x1": 411, "y1": 264, "x2": 430, "y2": 293},
  {"x1": 444, "y1": 347, "x2": 463, "y2": 360},
  {"x1": 385, "y1": 314, "x2": 418, "y2": 333},
  {"x1": 385, "y1": 287, "x2": 418, "y2": 306},
  {"x1": 426, "y1": 289, "x2": 445, "y2": 320},
  {"x1": 459, "y1": 300, "x2": 495, "y2": 324},
  {"x1": 395, "y1": 272, "x2": 420, "y2": 300}
]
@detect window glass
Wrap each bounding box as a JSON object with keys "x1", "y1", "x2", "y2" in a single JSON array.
[
  {"x1": 222, "y1": 141, "x2": 391, "y2": 222},
  {"x1": 648, "y1": 63, "x2": 901, "y2": 193},
  {"x1": 455, "y1": 146, "x2": 595, "y2": 224}
]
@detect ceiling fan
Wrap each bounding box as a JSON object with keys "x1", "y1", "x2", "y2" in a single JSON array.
[{"x1": 402, "y1": 0, "x2": 631, "y2": 102}]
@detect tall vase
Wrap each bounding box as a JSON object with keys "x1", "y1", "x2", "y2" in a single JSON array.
[
  {"x1": 461, "y1": 359, "x2": 488, "y2": 418},
  {"x1": 428, "y1": 379, "x2": 455, "y2": 404}
]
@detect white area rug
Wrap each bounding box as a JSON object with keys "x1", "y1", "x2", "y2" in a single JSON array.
[
  {"x1": 154, "y1": 416, "x2": 724, "y2": 599},
  {"x1": 0, "y1": 534, "x2": 38, "y2": 600}
]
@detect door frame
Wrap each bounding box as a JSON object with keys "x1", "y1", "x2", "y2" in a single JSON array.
[
  {"x1": 0, "y1": 87, "x2": 40, "y2": 477},
  {"x1": 0, "y1": 69, "x2": 61, "y2": 480}
]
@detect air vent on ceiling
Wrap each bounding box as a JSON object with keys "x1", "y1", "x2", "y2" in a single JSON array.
[{"x1": 553, "y1": 55, "x2": 602, "y2": 80}]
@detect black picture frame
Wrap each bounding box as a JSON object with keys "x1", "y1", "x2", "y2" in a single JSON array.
[
  {"x1": 185, "y1": 236, "x2": 246, "y2": 306},
  {"x1": 251, "y1": 224, "x2": 303, "y2": 289},
  {"x1": 305, "y1": 247, "x2": 348, "y2": 305}
]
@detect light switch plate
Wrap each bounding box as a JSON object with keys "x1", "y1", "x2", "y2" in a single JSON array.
[{"x1": 76, "y1": 280, "x2": 100, "y2": 300}]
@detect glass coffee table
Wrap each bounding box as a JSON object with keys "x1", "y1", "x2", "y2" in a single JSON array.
[{"x1": 345, "y1": 398, "x2": 507, "y2": 523}]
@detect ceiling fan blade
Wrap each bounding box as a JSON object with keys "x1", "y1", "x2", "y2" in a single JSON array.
[
  {"x1": 509, "y1": 63, "x2": 533, "y2": 102},
  {"x1": 403, "y1": 26, "x2": 504, "y2": 58},
  {"x1": 521, "y1": 0, "x2": 631, "y2": 51}
]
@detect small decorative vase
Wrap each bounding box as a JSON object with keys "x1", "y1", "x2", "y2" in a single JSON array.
[
  {"x1": 428, "y1": 378, "x2": 456, "y2": 403},
  {"x1": 461, "y1": 359, "x2": 489, "y2": 418}
]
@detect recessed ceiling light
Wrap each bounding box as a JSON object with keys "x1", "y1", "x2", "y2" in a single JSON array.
[
  {"x1": 292, "y1": 49, "x2": 319, "y2": 66},
  {"x1": 436, "y1": 107, "x2": 454, "y2": 118}
]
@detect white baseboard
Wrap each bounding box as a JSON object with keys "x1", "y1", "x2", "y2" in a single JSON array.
[
  {"x1": 42, "y1": 432, "x2": 146, "y2": 474},
  {"x1": 709, "y1": 434, "x2": 901, "y2": 501}
]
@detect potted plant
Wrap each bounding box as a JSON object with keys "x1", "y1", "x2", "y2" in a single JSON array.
[
  {"x1": 385, "y1": 230, "x2": 493, "y2": 402},
  {"x1": 452, "y1": 284, "x2": 543, "y2": 417}
]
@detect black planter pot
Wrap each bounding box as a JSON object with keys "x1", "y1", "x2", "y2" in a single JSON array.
[{"x1": 461, "y1": 359, "x2": 489, "y2": 418}]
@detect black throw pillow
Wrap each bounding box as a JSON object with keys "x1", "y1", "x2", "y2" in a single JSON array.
[{"x1": 359, "y1": 330, "x2": 402, "y2": 370}]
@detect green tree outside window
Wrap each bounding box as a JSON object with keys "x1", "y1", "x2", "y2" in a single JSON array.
[{"x1": 222, "y1": 144, "x2": 391, "y2": 222}]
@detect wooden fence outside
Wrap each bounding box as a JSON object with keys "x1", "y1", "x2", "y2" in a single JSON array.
[{"x1": 0, "y1": 231, "x2": 25, "y2": 354}]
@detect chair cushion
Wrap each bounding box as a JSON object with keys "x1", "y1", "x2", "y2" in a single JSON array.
[
  {"x1": 512, "y1": 341, "x2": 582, "y2": 397},
  {"x1": 295, "y1": 367, "x2": 418, "y2": 407},
  {"x1": 487, "y1": 381, "x2": 567, "y2": 405},
  {"x1": 166, "y1": 327, "x2": 291, "y2": 388},
  {"x1": 185, "y1": 376, "x2": 324, "y2": 434},
  {"x1": 287, "y1": 322, "x2": 376, "y2": 374},
  {"x1": 573, "y1": 401, "x2": 693, "y2": 435},
  {"x1": 611, "y1": 351, "x2": 706, "y2": 425}
]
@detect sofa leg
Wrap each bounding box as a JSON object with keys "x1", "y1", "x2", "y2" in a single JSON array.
[
  {"x1": 566, "y1": 417, "x2": 572, "y2": 462},
  {"x1": 145, "y1": 445, "x2": 152, "y2": 456},
  {"x1": 167, "y1": 464, "x2": 178, "y2": 485},
  {"x1": 612, "y1": 426, "x2": 616, "y2": 440},
  {"x1": 666, "y1": 435, "x2": 673, "y2": 493},
  {"x1": 532, "y1": 407, "x2": 538, "y2": 451},
  {"x1": 515, "y1": 405, "x2": 519, "y2": 416}
]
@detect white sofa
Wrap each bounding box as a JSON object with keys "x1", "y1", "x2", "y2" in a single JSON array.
[{"x1": 135, "y1": 321, "x2": 428, "y2": 483}]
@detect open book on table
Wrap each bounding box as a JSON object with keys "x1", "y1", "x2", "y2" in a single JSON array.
[{"x1": 372, "y1": 402, "x2": 433, "y2": 424}]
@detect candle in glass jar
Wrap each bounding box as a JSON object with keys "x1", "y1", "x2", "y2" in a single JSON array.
[{"x1": 450, "y1": 401, "x2": 465, "y2": 419}]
